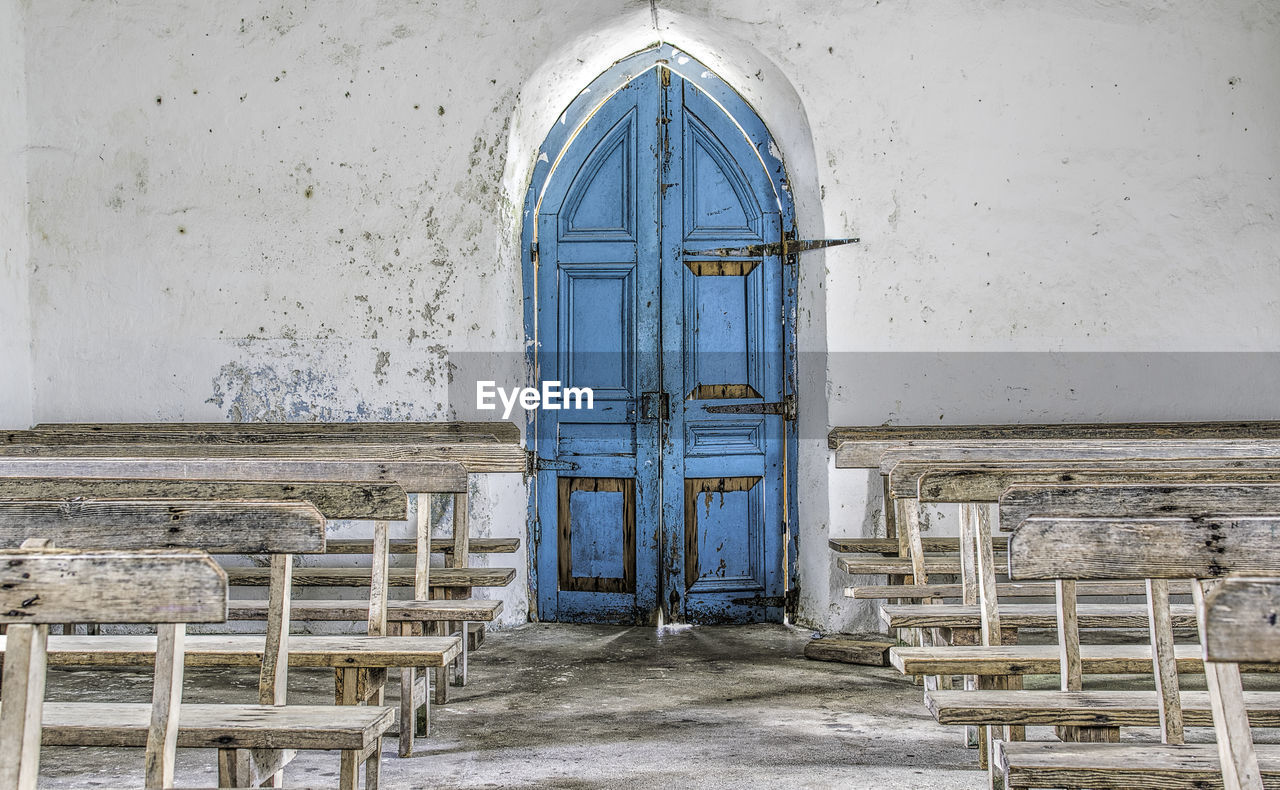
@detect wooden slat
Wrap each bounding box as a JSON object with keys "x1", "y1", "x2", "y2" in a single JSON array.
[
  {"x1": 144, "y1": 623, "x2": 184, "y2": 789},
  {"x1": 26, "y1": 421, "x2": 522, "y2": 444},
  {"x1": 897, "y1": 456, "x2": 1280, "y2": 500},
  {"x1": 0, "y1": 500, "x2": 326, "y2": 555},
  {"x1": 891, "y1": 642, "x2": 1280, "y2": 676},
  {"x1": 0, "y1": 444, "x2": 514, "y2": 477},
  {"x1": 226, "y1": 598, "x2": 503, "y2": 622},
  {"x1": 921, "y1": 466, "x2": 1280, "y2": 503},
  {"x1": 0, "y1": 456, "x2": 476, "y2": 491},
  {"x1": 1009, "y1": 516, "x2": 1280, "y2": 580},
  {"x1": 999, "y1": 482, "x2": 1280, "y2": 533},
  {"x1": 829, "y1": 420, "x2": 1280, "y2": 451},
  {"x1": 880, "y1": 440, "x2": 1280, "y2": 474},
  {"x1": 28, "y1": 702, "x2": 393, "y2": 750},
  {"x1": 837, "y1": 555, "x2": 1003, "y2": 575},
  {"x1": 850, "y1": 580, "x2": 1192, "y2": 599},
  {"x1": 998, "y1": 741, "x2": 1280, "y2": 790},
  {"x1": 829, "y1": 536, "x2": 1009, "y2": 554},
  {"x1": 0, "y1": 550, "x2": 227, "y2": 624},
  {"x1": 1206, "y1": 576, "x2": 1280, "y2": 663},
  {"x1": 22, "y1": 634, "x2": 463, "y2": 668},
  {"x1": 224, "y1": 566, "x2": 516, "y2": 588},
  {"x1": 1199, "y1": 579, "x2": 1266, "y2": 790},
  {"x1": 927, "y1": 689, "x2": 1280, "y2": 728},
  {"x1": 325, "y1": 537, "x2": 519, "y2": 555},
  {"x1": 879, "y1": 602, "x2": 1198, "y2": 629},
  {"x1": 1148, "y1": 577, "x2": 1185, "y2": 743},
  {"x1": 0, "y1": 622, "x2": 47, "y2": 790},
  {"x1": 0, "y1": 478, "x2": 407, "y2": 520}
]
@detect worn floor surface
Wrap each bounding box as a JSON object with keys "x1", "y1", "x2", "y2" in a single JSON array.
[{"x1": 39, "y1": 623, "x2": 984, "y2": 789}]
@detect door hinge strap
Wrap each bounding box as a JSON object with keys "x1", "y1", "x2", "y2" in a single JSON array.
[
  {"x1": 526, "y1": 451, "x2": 579, "y2": 474},
  {"x1": 704, "y1": 394, "x2": 796, "y2": 421},
  {"x1": 682, "y1": 237, "x2": 859, "y2": 259}
]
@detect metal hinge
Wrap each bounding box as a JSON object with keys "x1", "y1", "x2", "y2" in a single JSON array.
[
  {"x1": 530, "y1": 241, "x2": 539, "y2": 262},
  {"x1": 705, "y1": 393, "x2": 796, "y2": 421},
  {"x1": 683, "y1": 237, "x2": 859, "y2": 259},
  {"x1": 526, "y1": 451, "x2": 579, "y2": 474}
]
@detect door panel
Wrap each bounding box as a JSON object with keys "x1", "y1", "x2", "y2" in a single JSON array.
[
  {"x1": 534, "y1": 71, "x2": 661, "y2": 625},
  {"x1": 535, "y1": 65, "x2": 786, "y2": 625}
]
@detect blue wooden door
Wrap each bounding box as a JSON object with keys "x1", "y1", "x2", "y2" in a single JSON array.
[{"x1": 534, "y1": 65, "x2": 786, "y2": 624}]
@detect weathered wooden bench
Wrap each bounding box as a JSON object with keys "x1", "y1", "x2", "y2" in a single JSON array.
[
  {"x1": 0, "y1": 423, "x2": 523, "y2": 684},
  {"x1": 0, "y1": 541, "x2": 226, "y2": 789},
  {"x1": 991, "y1": 512, "x2": 1280, "y2": 789},
  {"x1": 915, "y1": 483, "x2": 1280, "y2": 735},
  {"x1": 0, "y1": 494, "x2": 460, "y2": 782}
]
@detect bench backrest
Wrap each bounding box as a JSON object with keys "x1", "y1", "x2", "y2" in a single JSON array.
[
  {"x1": 0, "y1": 454, "x2": 473, "y2": 491},
  {"x1": 0, "y1": 544, "x2": 226, "y2": 790},
  {"x1": 829, "y1": 421, "x2": 1280, "y2": 467},
  {"x1": 0, "y1": 441, "x2": 522, "y2": 476},
  {"x1": 917, "y1": 466, "x2": 1280, "y2": 503},
  {"x1": 999, "y1": 483, "x2": 1280, "y2": 535},
  {"x1": 1009, "y1": 512, "x2": 1280, "y2": 753},
  {"x1": 0, "y1": 499, "x2": 326, "y2": 554},
  {"x1": 0, "y1": 547, "x2": 227, "y2": 624},
  {"x1": 0, "y1": 478, "x2": 406, "y2": 520},
  {"x1": 23, "y1": 420, "x2": 522, "y2": 444}
]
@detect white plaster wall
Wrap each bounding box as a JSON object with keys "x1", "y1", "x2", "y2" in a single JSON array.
[
  {"x1": 15, "y1": 1, "x2": 1280, "y2": 632},
  {"x1": 0, "y1": 0, "x2": 31, "y2": 429}
]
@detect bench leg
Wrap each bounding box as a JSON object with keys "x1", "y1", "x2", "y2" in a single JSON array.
[
  {"x1": 217, "y1": 749, "x2": 237, "y2": 787},
  {"x1": 454, "y1": 619, "x2": 469, "y2": 687},
  {"x1": 366, "y1": 743, "x2": 381, "y2": 790},
  {"x1": 400, "y1": 666, "x2": 417, "y2": 757},
  {"x1": 339, "y1": 750, "x2": 359, "y2": 790}
]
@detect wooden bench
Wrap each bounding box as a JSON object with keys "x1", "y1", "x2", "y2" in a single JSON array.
[
  {"x1": 0, "y1": 496, "x2": 458, "y2": 783},
  {"x1": 0, "y1": 425, "x2": 523, "y2": 680},
  {"x1": 0, "y1": 542, "x2": 227, "y2": 789},
  {"x1": 992, "y1": 575, "x2": 1280, "y2": 790},
  {"x1": 991, "y1": 512, "x2": 1280, "y2": 789},
  {"x1": 917, "y1": 483, "x2": 1280, "y2": 740}
]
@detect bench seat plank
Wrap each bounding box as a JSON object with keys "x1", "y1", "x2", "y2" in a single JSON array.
[
  {"x1": 927, "y1": 689, "x2": 1280, "y2": 728},
  {"x1": 838, "y1": 555, "x2": 1006, "y2": 575},
  {"x1": 227, "y1": 598, "x2": 503, "y2": 622},
  {"x1": 27, "y1": 702, "x2": 394, "y2": 750},
  {"x1": 829, "y1": 537, "x2": 1009, "y2": 554},
  {"x1": 9, "y1": 634, "x2": 463, "y2": 668},
  {"x1": 997, "y1": 741, "x2": 1280, "y2": 789},
  {"x1": 224, "y1": 567, "x2": 516, "y2": 588},
  {"x1": 848, "y1": 580, "x2": 1194, "y2": 599},
  {"x1": 881, "y1": 603, "x2": 1198, "y2": 629},
  {"x1": 326, "y1": 538, "x2": 519, "y2": 555},
  {"x1": 890, "y1": 643, "x2": 1280, "y2": 676}
]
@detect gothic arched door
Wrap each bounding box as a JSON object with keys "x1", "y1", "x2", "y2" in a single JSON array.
[{"x1": 524, "y1": 49, "x2": 796, "y2": 625}]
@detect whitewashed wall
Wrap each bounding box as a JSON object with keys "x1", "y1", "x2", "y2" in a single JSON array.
[
  {"x1": 0, "y1": 0, "x2": 31, "y2": 429},
  {"x1": 4, "y1": 0, "x2": 1278, "y2": 631}
]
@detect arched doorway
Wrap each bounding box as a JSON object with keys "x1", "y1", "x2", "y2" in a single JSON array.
[{"x1": 521, "y1": 45, "x2": 797, "y2": 625}]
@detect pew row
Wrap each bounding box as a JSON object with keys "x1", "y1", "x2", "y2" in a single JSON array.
[{"x1": 0, "y1": 497, "x2": 457, "y2": 783}]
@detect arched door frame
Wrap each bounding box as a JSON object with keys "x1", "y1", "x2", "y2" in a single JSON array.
[{"x1": 520, "y1": 43, "x2": 799, "y2": 620}]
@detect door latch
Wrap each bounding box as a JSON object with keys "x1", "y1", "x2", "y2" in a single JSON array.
[
  {"x1": 639, "y1": 391, "x2": 670, "y2": 422},
  {"x1": 705, "y1": 394, "x2": 796, "y2": 421}
]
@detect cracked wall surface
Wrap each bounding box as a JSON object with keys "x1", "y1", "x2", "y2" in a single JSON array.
[{"x1": 8, "y1": 0, "x2": 1280, "y2": 631}]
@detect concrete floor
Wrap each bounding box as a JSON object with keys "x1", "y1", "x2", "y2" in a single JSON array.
[{"x1": 38, "y1": 623, "x2": 985, "y2": 789}]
